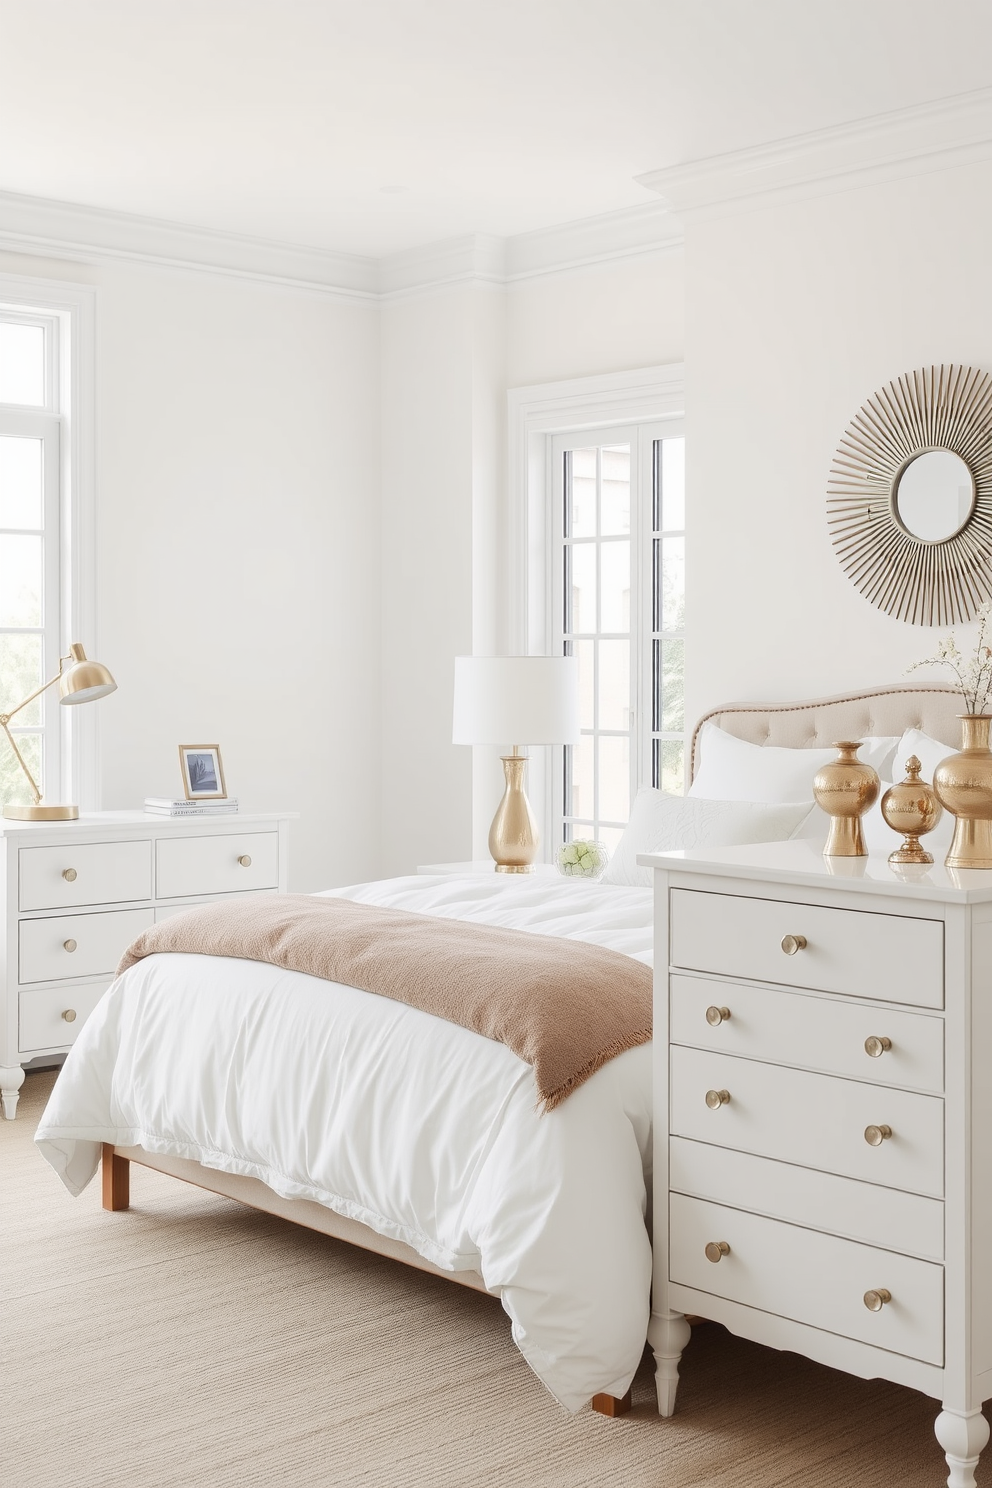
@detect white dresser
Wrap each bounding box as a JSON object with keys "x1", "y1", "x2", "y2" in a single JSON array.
[
  {"x1": 0, "y1": 811, "x2": 293, "y2": 1119},
  {"x1": 643, "y1": 838, "x2": 992, "y2": 1488}
]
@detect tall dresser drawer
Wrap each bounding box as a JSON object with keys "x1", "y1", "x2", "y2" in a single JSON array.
[
  {"x1": 670, "y1": 888, "x2": 944, "y2": 1008},
  {"x1": 19, "y1": 840, "x2": 152, "y2": 911},
  {"x1": 155, "y1": 832, "x2": 279, "y2": 899},
  {"x1": 19, "y1": 983, "x2": 109, "y2": 1053},
  {"x1": 671, "y1": 1045, "x2": 944, "y2": 1195},
  {"x1": 671, "y1": 975, "x2": 944, "y2": 1092},
  {"x1": 669, "y1": 1193, "x2": 944, "y2": 1365},
  {"x1": 18, "y1": 908, "x2": 154, "y2": 984}
]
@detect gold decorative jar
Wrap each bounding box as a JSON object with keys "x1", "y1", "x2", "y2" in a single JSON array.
[
  {"x1": 881, "y1": 756, "x2": 942, "y2": 865},
  {"x1": 934, "y1": 715, "x2": 992, "y2": 869},
  {"x1": 812, "y1": 741, "x2": 880, "y2": 857}
]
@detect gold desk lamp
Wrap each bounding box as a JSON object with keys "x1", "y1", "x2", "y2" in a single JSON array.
[
  {"x1": 1, "y1": 643, "x2": 117, "y2": 821},
  {"x1": 452, "y1": 655, "x2": 580, "y2": 873}
]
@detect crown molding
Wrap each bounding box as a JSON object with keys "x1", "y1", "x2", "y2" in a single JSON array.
[
  {"x1": 0, "y1": 189, "x2": 379, "y2": 301},
  {"x1": 637, "y1": 85, "x2": 992, "y2": 220},
  {"x1": 504, "y1": 202, "x2": 682, "y2": 282},
  {"x1": 377, "y1": 234, "x2": 507, "y2": 300}
]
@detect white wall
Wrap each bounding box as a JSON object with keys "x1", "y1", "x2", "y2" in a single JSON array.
[
  {"x1": 685, "y1": 159, "x2": 992, "y2": 732},
  {"x1": 0, "y1": 247, "x2": 382, "y2": 893}
]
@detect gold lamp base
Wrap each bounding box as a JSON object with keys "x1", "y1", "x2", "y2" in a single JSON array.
[
  {"x1": 488, "y1": 752, "x2": 538, "y2": 873},
  {"x1": 3, "y1": 803, "x2": 79, "y2": 821}
]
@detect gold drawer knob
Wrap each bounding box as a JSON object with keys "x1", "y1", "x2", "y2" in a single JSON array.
[
  {"x1": 705, "y1": 1088, "x2": 731, "y2": 1109},
  {"x1": 864, "y1": 1123, "x2": 893, "y2": 1146},
  {"x1": 864, "y1": 1036, "x2": 892, "y2": 1058},
  {"x1": 63, "y1": 938, "x2": 77, "y2": 953},
  {"x1": 863, "y1": 1288, "x2": 892, "y2": 1312},
  {"x1": 781, "y1": 934, "x2": 807, "y2": 955},
  {"x1": 62, "y1": 868, "x2": 77, "y2": 882},
  {"x1": 238, "y1": 855, "x2": 252, "y2": 867},
  {"x1": 705, "y1": 1005, "x2": 731, "y2": 1026},
  {"x1": 705, "y1": 1240, "x2": 731, "y2": 1263},
  {"x1": 61, "y1": 1008, "x2": 77, "y2": 1023}
]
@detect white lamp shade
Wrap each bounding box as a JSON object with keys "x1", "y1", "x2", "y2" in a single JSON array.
[{"x1": 452, "y1": 656, "x2": 580, "y2": 747}]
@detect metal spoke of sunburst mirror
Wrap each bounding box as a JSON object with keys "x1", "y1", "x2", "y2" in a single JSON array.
[{"x1": 827, "y1": 364, "x2": 992, "y2": 626}]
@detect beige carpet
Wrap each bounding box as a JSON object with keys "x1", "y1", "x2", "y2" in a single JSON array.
[{"x1": 2, "y1": 1071, "x2": 983, "y2": 1488}]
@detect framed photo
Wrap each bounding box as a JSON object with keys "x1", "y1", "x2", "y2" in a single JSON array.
[{"x1": 179, "y1": 745, "x2": 227, "y2": 800}]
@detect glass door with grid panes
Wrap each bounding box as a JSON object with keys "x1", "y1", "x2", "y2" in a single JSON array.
[
  {"x1": 551, "y1": 421, "x2": 684, "y2": 854},
  {"x1": 0, "y1": 313, "x2": 62, "y2": 810}
]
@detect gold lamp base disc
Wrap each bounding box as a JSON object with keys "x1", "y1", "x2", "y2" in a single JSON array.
[
  {"x1": 3, "y1": 803, "x2": 79, "y2": 821},
  {"x1": 495, "y1": 863, "x2": 536, "y2": 874}
]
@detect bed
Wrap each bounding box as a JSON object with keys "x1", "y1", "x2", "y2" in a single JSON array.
[{"x1": 34, "y1": 684, "x2": 963, "y2": 1417}]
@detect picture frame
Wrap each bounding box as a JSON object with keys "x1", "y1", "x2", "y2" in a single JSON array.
[{"x1": 178, "y1": 745, "x2": 227, "y2": 800}]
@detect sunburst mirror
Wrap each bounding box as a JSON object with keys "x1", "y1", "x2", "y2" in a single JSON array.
[{"x1": 827, "y1": 364, "x2": 992, "y2": 626}]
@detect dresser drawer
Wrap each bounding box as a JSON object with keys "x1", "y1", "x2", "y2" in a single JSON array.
[
  {"x1": 671, "y1": 975, "x2": 944, "y2": 1093},
  {"x1": 669, "y1": 1193, "x2": 944, "y2": 1365},
  {"x1": 18, "y1": 908, "x2": 154, "y2": 984},
  {"x1": 155, "y1": 832, "x2": 279, "y2": 899},
  {"x1": 19, "y1": 983, "x2": 109, "y2": 1053},
  {"x1": 670, "y1": 888, "x2": 943, "y2": 1008},
  {"x1": 19, "y1": 840, "x2": 152, "y2": 911},
  {"x1": 671, "y1": 1046, "x2": 944, "y2": 1196}
]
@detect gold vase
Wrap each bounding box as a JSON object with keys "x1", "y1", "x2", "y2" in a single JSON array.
[
  {"x1": 812, "y1": 741, "x2": 880, "y2": 857},
  {"x1": 934, "y1": 715, "x2": 992, "y2": 869},
  {"x1": 881, "y1": 755, "x2": 942, "y2": 866}
]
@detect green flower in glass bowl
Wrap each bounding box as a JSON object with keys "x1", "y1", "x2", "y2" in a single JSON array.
[{"x1": 555, "y1": 839, "x2": 609, "y2": 879}]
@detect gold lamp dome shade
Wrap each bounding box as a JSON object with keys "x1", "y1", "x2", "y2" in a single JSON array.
[{"x1": 58, "y1": 644, "x2": 117, "y2": 705}]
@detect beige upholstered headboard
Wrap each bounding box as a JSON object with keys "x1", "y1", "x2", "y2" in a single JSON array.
[{"x1": 690, "y1": 684, "x2": 963, "y2": 783}]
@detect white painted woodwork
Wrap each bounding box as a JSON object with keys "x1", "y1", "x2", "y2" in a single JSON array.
[
  {"x1": 670, "y1": 887, "x2": 944, "y2": 1007},
  {"x1": 645, "y1": 838, "x2": 992, "y2": 1487},
  {"x1": 671, "y1": 974, "x2": 944, "y2": 1093},
  {"x1": 0, "y1": 812, "x2": 293, "y2": 1118},
  {"x1": 155, "y1": 831, "x2": 280, "y2": 899}
]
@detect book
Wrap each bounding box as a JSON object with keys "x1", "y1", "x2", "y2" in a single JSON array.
[{"x1": 144, "y1": 797, "x2": 239, "y2": 816}]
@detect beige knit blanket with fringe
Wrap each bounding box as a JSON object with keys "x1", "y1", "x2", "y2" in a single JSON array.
[{"x1": 117, "y1": 893, "x2": 652, "y2": 1111}]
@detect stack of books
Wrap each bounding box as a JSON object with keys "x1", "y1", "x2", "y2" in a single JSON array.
[{"x1": 144, "y1": 797, "x2": 240, "y2": 817}]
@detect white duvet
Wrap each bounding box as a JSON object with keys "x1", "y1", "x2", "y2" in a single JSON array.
[{"x1": 35, "y1": 873, "x2": 654, "y2": 1412}]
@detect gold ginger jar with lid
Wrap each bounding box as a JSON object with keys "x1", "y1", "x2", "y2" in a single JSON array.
[
  {"x1": 881, "y1": 756, "x2": 942, "y2": 865},
  {"x1": 812, "y1": 741, "x2": 880, "y2": 857}
]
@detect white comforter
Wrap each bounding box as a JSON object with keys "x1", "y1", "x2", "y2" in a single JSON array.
[{"x1": 35, "y1": 873, "x2": 654, "y2": 1412}]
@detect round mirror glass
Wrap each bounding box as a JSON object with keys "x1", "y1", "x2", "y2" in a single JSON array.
[{"x1": 894, "y1": 449, "x2": 976, "y2": 542}]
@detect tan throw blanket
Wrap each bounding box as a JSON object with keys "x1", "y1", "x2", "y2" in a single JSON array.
[{"x1": 118, "y1": 894, "x2": 652, "y2": 1111}]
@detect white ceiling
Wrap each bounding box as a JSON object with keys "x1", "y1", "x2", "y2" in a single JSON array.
[{"x1": 3, "y1": 0, "x2": 992, "y2": 259}]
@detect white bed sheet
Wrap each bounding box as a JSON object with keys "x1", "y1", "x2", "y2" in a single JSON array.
[{"x1": 35, "y1": 873, "x2": 653, "y2": 1413}]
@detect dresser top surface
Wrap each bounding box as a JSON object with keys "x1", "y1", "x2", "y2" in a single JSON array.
[
  {"x1": 0, "y1": 810, "x2": 297, "y2": 840},
  {"x1": 639, "y1": 837, "x2": 992, "y2": 904}
]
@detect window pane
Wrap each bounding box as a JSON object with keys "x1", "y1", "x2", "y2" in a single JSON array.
[
  {"x1": 601, "y1": 444, "x2": 630, "y2": 536},
  {"x1": 574, "y1": 639, "x2": 594, "y2": 730},
  {"x1": 661, "y1": 536, "x2": 685, "y2": 632},
  {"x1": 598, "y1": 638, "x2": 629, "y2": 730},
  {"x1": 569, "y1": 543, "x2": 596, "y2": 633},
  {"x1": 0, "y1": 436, "x2": 43, "y2": 529},
  {"x1": 0, "y1": 633, "x2": 43, "y2": 722},
  {"x1": 598, "y1": 735, "x2": 629, "y2": 822},
  {"x1": 597, "y1": 824, "x2": 624, "y2": 854},
  {"x1": 569, "y1": 447, "x2": 596, "y2": 539},
  {"x1": 0, "y1": 535, "x2": 42, "y2": 626},
  {"x1": 570, "y1": 735, "x2": 595, "y2": 820},
  {"x1": 660, "y1": 639, "x2": 685, "y2": 732},
  {"x1": 661, "y1": 437, "x2": 685, "y2": 531},
  {"x1": 0, "y1": 323, "x2": 45, "y2": 406},
  {"x1": 600, "y1": 541, "x2": 630, "y2": 631},
  {"x1": 0, "y1": 730, "x2": 41, "y2": 806},
  {"x1": 658, "y1": 739, "x2": 685, "y2": 795}
]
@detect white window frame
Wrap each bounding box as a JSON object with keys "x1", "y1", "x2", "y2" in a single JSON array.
[
  {"x1": 506, "y1": 364, "x2": 684, "y2": 857},
  {"x1": 0, "y1": 276, "x2": 97, "y2": 808}
]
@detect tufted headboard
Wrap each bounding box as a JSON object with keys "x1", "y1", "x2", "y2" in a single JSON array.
[{"x1": 690, "y1": 684, "x2": 963, "y2": 783}]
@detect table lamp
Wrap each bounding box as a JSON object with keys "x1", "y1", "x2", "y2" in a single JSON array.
[
  {"x1": 452, "y1": 655, "x2": 580, "y2": 872},
  {"x1": 1, "y1": 643, "x2": 117, "y2": 821}
]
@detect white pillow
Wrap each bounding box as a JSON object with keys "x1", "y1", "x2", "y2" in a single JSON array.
[
  {"x1": 601, "y1": 789, "x2": 815, "y2": 889},
  {"x1": 689, "y1": 724, "x2": 900, "y2": 803},
  {"x1": 895, "y1": 727, "x2": 955, "y2": 784}
]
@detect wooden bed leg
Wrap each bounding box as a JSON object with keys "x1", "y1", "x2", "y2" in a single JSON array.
[
  {"x1": 102, "y1": 1144, "x2": 130, "y2": 1211},
  {"x1": 591, "y1": 1389, "x2": 632, "y2": 1417}
]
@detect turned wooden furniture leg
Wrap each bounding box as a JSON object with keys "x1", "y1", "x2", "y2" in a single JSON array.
[
  {"x1": 648, "y1": 1310, "x2": 692, "y2": 1417},
  {"x1": 590, "y1": 1389, "x2": 632, "y2": 1417},
  {"x1": 101, "y1": 1144, "x2": 130, "y2": 1211},
  {"x1": 0, "y1": 1064, "x2": 25, "y2": 1119},
  {"x1": 935, "y1": 1407, "x2": 990, "y2": 1488}
]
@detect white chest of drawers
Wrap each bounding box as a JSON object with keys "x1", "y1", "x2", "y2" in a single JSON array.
[
  {"x1": 643, "y1": 838, "x2": 992, "y2": 1488},
  {"x1": 0, "y1": 810, "x2": 293, "y2": 1119}
]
